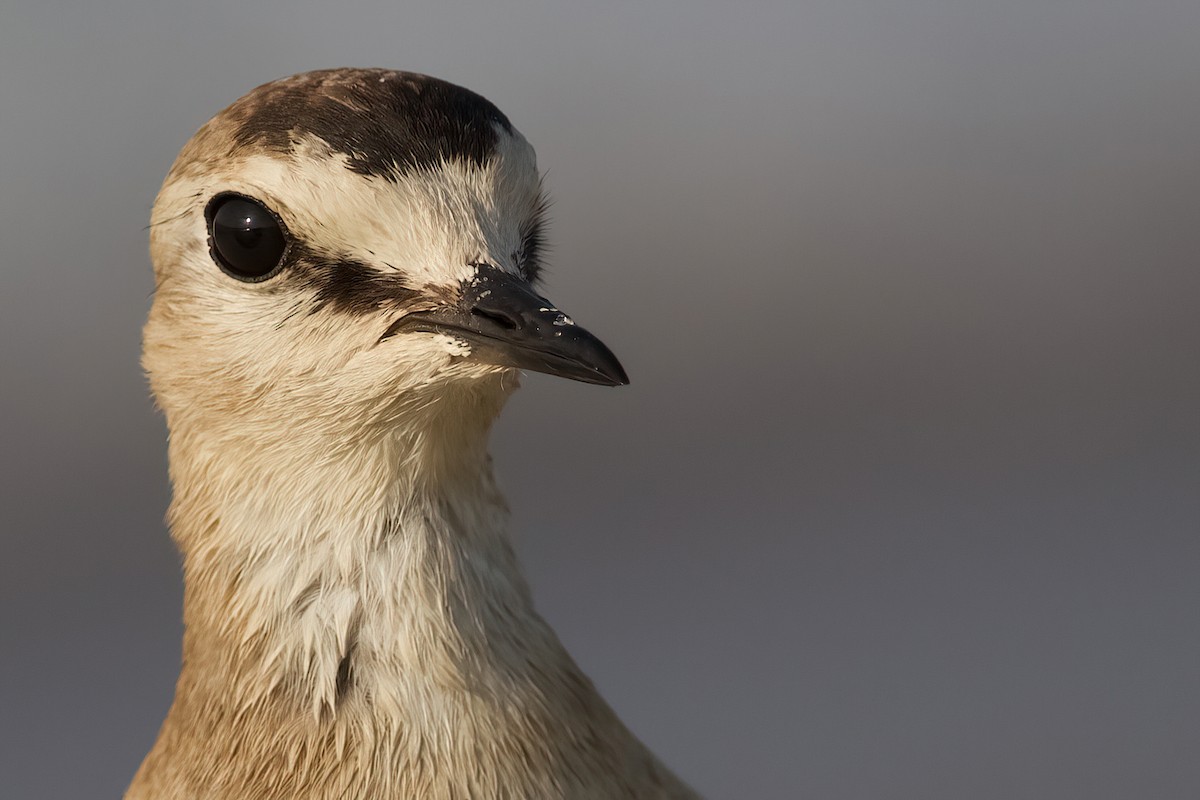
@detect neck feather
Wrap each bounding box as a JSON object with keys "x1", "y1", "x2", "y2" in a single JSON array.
[
  {"x1": 131, "y1": 382, "x2": 689, "y2": 799},
  {"x1": 167, "y1": 383, "x2": 538, "y2": 715}
]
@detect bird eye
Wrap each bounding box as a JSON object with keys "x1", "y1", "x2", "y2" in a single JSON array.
[{"x1": 206, "y1": 194, "x2": 288, "y2": 281}]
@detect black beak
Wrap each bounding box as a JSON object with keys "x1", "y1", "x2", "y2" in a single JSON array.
[{"x1": 384, "y1": 264, "x2": 629, "y2": 386}]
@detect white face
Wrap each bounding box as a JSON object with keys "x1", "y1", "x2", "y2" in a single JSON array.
[{"x1": 145, "y1": 104, "x2": 546, "y2": 452}]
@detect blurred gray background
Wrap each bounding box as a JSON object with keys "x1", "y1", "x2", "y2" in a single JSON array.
[{"x1": 2, "y1": 1, "x2": 1198, "y2": 797}]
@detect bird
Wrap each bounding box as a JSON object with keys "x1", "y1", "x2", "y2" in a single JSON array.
[{"x1": 126, "y1": 69, "x2": 698, "y2": 800}]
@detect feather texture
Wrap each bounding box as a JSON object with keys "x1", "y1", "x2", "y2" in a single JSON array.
[{"x1": 127, "y1": 69, "x2": 696, "y2": 800}]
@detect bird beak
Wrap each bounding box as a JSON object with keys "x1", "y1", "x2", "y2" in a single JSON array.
[{"x1": 385, "y1": 264, "x2": 629, "y2": 386}]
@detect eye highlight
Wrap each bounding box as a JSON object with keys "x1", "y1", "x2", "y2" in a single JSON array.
[{"x1": 205, "y1": 193, "x2": 289, "y2": 281}]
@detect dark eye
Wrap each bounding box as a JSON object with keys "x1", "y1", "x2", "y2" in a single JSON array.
[{"x1": 206, "y1": 194, "x2": 288, "y2": 281}]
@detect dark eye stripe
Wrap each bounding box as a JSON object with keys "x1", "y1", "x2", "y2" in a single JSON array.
[{"x1": 290, "y1": 243, "x2": 419, "y2": 315}]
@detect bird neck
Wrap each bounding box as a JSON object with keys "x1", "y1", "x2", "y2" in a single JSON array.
[
  {"x1": 131, "y1": 385, "x2": 689, "y2": 799},
  {"x1": 164, "y1": 388, "x2": 554, "y2": 718}
]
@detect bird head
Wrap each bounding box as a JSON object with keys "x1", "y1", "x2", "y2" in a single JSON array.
[{"x1": 145, "y1": 69, "x2": 626, "y2": 458}]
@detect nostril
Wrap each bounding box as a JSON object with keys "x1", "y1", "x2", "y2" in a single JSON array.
[{"x1": 471, "y1": 306, "x2": 519, "y2": 331}]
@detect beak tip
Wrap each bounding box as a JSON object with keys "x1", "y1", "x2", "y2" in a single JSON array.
[{"x1": 590, "y1": 345, "x2": 629, "y2": 387}]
